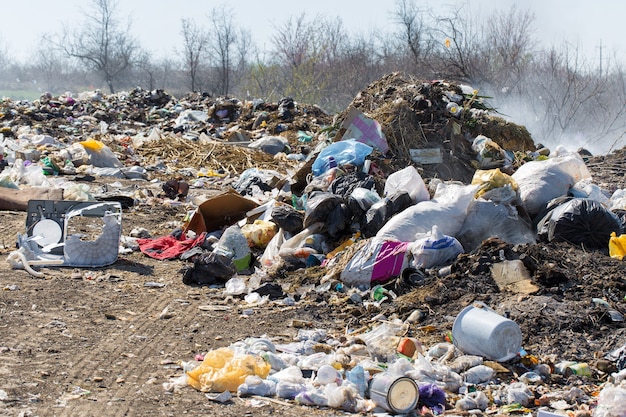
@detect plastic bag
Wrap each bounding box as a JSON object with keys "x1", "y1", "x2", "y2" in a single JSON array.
[
  {"x1": 329, "y1": 171, "x2": 376, "y2": 199},
  {"x1": 213, "y1": 225, "x2": 252, "y2": 271},
  {"x1": 594, "y1": 382, "x2": 626, "y2": 417},
  {"x1": 362, "y1": 192, "x2": 413, "y2": 238},
  {"x1": 237, "y1": 375, "x2": 277, "y2": 397},
  {"x1": 570, "y1": 178, "x2": 610, "y2": 206},
  {"x1": 260, "y1": 228, "x2": 286, "y2": 267},
  {"x1": 407, "y1": 225, "x2": 464, "y2": 269},
  {"x1": 512, "y1": 153, "x2": 591, "y2": 216},
  {"x1": 182, "y1": 252, "x2": 237, "y2": 285},
  {"x1": 271, "y1": 203, "x2": 303, "y2": 233},
  {"x1": 376, "y1": 183, "x2": 478, "y2": 242},
  {"x1": 462, "y1": 365, "x2": 496, "y2": 384},
  {"x1": 457, "y1": 199, "x2": 536, "y2": 252},
  {"x1": 186, "y1": 347, "x2": 271, "y2": 392},
  {"x1": 472, "y1": 135, "x2": 508, "y2": 169},
  {"x1": 340, "y1": 238, "x2": 409, "y2": 287},
  {"x1": 303, "y1": 192, "x2": 343, "y2": 228},
  {"x1": 471, "y1": 168, "x2": 518, "y2": 198},
  {"x1": 384, "y1": 165, "x2": 429, "y2": 204},
  {"x1": 241, "y1": 220, "x2": 277, "y2": 248},
  {"x1": 350, "y1": 187, "x2": 381, "y2": 211},
  {"x1": 79, "y1": 138, "x2": 123, "y2": 168},
  {"x1": 311, "y1": 139, "x2": 373, "y2": 177},
  {"x1": 537, "y1": 198, "x2": 623, "y2": 249},
  {"x1": 248, "y1": 135, "x2": 288, "y2": 156}
]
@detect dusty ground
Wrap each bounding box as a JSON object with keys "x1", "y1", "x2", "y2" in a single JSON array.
[{"x1": 1, "y1": 166, "x2": 625, "y2": 417}]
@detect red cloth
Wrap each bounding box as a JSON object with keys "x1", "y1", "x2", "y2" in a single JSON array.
[{"x1": 138, "y1": 233, "x2": 206, "y2": 260}]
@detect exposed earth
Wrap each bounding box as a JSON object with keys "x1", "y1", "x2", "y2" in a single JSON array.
[{"x1": 0, "y1": 74, "x2": 625, "y2": 416}]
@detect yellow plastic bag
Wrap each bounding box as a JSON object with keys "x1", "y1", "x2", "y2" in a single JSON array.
[
  {"x1": 241, "y1": 220, "x2": 278, "y2": 248},
  {"x1": 186, "y1": 347, "x2": 270, "y2": 392},
  {"x1": 609, "y1": 232, "x2": 626, "y2": 260},
  {"x1": 79, "y1": 138, "x2": 105, "y2": 151},
  {"x1": 471, "y1": 168, "x2": 518, "y2": 198}
]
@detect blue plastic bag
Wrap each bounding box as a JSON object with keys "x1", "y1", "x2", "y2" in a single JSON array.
[{"x1": 311, "y1": 139, "x2": 373, "y2": 177}]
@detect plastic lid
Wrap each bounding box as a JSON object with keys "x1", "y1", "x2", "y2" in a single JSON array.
[{"x1": 388, "y1": 377, "x2": 419, "y2": 412}]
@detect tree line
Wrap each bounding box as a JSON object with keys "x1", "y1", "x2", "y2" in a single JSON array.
[{"x1": 1, "y1": 0, "x2": 625, "y2": 153}]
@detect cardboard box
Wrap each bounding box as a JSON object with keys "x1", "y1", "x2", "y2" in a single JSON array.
[{"x1": 184, "y1": 189, "x2": 259, "y2": 234}]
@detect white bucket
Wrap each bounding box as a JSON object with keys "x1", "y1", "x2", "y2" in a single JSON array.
[{"x1": 452, "y1": 302, "x2": 522, "y2": 362}]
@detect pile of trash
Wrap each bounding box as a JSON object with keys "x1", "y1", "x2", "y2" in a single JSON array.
[{"x1": 3, "y1": 73, "x2": 626, "y2": 415}]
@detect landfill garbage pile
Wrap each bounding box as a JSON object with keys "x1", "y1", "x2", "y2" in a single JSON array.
[{"x1": 1, "y1": 74, "x2": 626, "y2": 417}]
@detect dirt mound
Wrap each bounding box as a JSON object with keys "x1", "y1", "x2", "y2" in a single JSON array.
[{"x1": 340, "y1": 72, "x2": 536, "y2": 182}]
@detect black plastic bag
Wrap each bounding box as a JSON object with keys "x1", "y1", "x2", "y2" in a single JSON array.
[
  {"x1": 361, "y1": 191, "x2": 412, "y2": 238},
  {"x1": 303, "y1": 192, "x2": 343, "y2": 228},
  {"x1": 329, "y1": 171, "x2": 376, "y2": 199},
  {"x1": 537, "y1": 198, "x2": 623, "y2": 249},
  {"x1": 363, "y1": 200, "x2": 387, "y2": 238},
  {"x1": 182, "y1": 252, "x2": 237, "y2": 285},
  {"x1": 328, "y1": 202, "x2": 351, "y2": 237},
  {"x1": 271, "y1": 203, "x2": 304, "y2": 233}
]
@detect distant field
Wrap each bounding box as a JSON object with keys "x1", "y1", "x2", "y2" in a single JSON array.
[{"x1": 0, "y1": 90, "x2": 41, "y2": 101}]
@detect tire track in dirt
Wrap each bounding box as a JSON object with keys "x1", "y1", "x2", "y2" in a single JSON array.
[{"x1": 45, "y1": 286, "x2": 197, "y2": 417}]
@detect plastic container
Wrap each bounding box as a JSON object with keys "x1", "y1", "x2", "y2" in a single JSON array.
[
  {"x1": 315, "y1": 365, "x2": 340, "y2": 385},
  {"x1": 368, "y1": 372, "x2": 419, "y2": 414},
  {"x1": 452, "y1": 302, "x2": 522, "y2": 362}
]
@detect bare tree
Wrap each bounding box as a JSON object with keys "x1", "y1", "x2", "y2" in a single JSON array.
[
  {"x1": 32, "y1": 39, "x2": 74, "y2": 93},
  {"x1": 392, "y1": 0, "x2": 435, "y2": 70},
  {"x1": 50, "y1": 0, "x2": 137, "y2": 94},
  {"x1": 179, "y1": 17, "x2": 209, "y2": 92},
  {"x1": 481, "y1": 6, "x2": 536, "y2": 96},
  {"x1": 271, "y1": 13, "x2": 315, "y2": 69},
  {"x1": 208, "y1": 5, "x2": 238, "y2": 96}
]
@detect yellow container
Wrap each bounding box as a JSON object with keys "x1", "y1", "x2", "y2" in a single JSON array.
[{"x1": 609, "y1": 232, "x2": 626, "y2": 260}]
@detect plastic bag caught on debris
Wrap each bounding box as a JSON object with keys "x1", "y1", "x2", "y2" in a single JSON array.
[
  {"x1": 271, "y1": 203, "x2": 303, "y2": 233},
  {"x1": 376, "y1": 182, "x2": 478, "y2": 242},
  {"x1": 471, "y1": 168, "x2": 518, "y2": 198},
  {"x1": 472, "y1": 135, "x2": 509, "y2": 169},
  {"x1": 362, "y1": 191, "x2": 413, "y2": 238},
  {"x1": 303, "y1": 192, "x2": 344, "y2": 231},
  {"x1": 248, "y1": 136, "x2": 289, "y2": 156},
  {"x1": 407, "y1": 225, "x2": 464, "y2": 269},
  {"x1": 384, "y1": 165, "x2": 430, "y2": 204},
  {"x1": 311, "y1": 139, "x2": 373, "y2": 177}
]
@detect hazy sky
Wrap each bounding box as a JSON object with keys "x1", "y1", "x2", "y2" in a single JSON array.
[{"x1": 2, "y1": 0, "x2": 623, "y2": 68}]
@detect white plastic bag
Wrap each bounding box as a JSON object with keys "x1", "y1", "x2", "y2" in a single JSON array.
[
  {"x1": 339, "y1": 238, "x2": 409, "y2": 287},
  {"x1": 384, "y1": 165, "x2": 430, "y2": 204},
  {"x1": 512, "y1": 154, "x2": 591, "y2": 216},
  {"x1": 407, "y1": 225, "x2": 464, "y2": 269},
  {"x1": 376, "y1": 182, "x2": 478, "y2": 242},
  {"x1": 594, "y1": 382, "x2": 626, "y2": 417}
]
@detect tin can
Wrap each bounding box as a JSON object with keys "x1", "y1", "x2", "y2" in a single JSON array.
[{"x1": 368, "y1": 372, "x2": 419, "y2": 414}]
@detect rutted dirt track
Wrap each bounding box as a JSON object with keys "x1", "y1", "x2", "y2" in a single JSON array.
[{"x1": 0, "y1": 234, "x2": 350, "y2": 416}]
